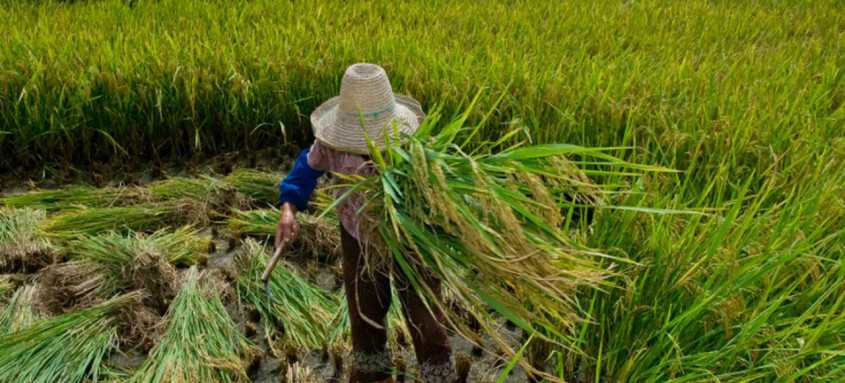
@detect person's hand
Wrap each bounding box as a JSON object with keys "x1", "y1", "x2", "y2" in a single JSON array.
[{"x1": 275, "y1": 202, "x2": 299, "y2": 249}]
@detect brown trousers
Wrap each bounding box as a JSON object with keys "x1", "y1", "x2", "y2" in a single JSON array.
[{"x1": 341, "y1": 226, "x2": 457, "y2": 383}]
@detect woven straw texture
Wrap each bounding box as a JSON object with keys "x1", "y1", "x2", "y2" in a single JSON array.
[{"x1": 311, "y1": 63, "x2": 425, "y2": 154}]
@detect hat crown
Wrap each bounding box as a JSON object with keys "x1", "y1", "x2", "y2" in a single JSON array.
[{"x1": 338, "y1": 63, "x2": 396, "y2": 117}]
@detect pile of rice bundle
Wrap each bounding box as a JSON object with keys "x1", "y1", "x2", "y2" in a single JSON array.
[
  {"x1": 130, "y1": 268, "x2": 259, "y2": 383},
  {"x1": 0, "y1": 207, "x2": 56, "y2": 272},
  {"x1": 340, "y1": 110, "x2": 661, "y2": 377},
  {"x1": 39, "y1": 227, "x2": 211, "y2": 315},
  {"x1": 0, "y1": 285, "x2": 42, "y2": 335},
  {"x1": 226, "y1": 209, "x2": 339, "y2": 260},
  {"x1": 149, "y1": 176, "x2": 251, "y2": 216},
  {"x1": 0, "y1": 292, "x2": 139, "y2": 383},
  {"x1": 235, "y1": 239, "x2": 340, "y2": 352},
  {"x1": 39, "y1": 199, "x2": 208, "y2": 241},
  {"x1": 223, "y1": 169, "x2": 281, "y2": 206},
  {"x1": 0, "y1": 186, "x2": 155, "y2": 212}
]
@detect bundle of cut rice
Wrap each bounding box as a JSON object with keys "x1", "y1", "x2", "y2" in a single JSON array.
[{"x1": 332, "y1": 107, "x2": 664, "y2": 379}]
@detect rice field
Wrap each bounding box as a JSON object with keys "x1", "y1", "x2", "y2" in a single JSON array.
[{"x1": 1, "y1": 0, "x2": 844, "y2": 382}]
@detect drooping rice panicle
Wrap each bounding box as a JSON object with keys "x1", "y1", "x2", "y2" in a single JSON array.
[
  {"x1": 235, "y1": 239, "x2": 340, "y2": 352},
  {"x1": 0, "y1": 284, "x2": 42, "y2": 335},
  {"x1": 130, "y1": 268, "x2": 259, "y2": 383},
  {"x1": 226, "y1": 209, "x2": 339, "y2": 259},
  {"x1": 39, "y1": 227, "x2": 210, "y2": 314},
  {"x1": 0, "y1": 292, "x2": 138, "y2": 383},
  {"x1": 223, "y1": 169, "x2": 281, "y2": 206},
  {"x1": 39, "y1": 199, "x2": 208, "y2": 241},
  {"x1": 0, "y1": 207, "x2": 56, "y2": 272},
  {"x1": 0, "y1": 186, "x2": 155, "y2": 212}
]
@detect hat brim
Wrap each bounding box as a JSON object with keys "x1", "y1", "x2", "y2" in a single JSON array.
[{"x1": 310, "y1": 94, "x2": 425, "y2": 154}]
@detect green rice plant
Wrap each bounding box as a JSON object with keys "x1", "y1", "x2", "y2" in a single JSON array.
[
  {"x1": 39, "y1": 199, "x2": 208, "y2": 241},
  {"x1": 334, "y1": 108, "x2": 669, "y2": 379},
  {"x1": 223, "y1": 169, "x2": 281, "y2": 206},
  {"x1": 560, "y1": 162, "x2": 845, "y2": 382},
  {"x1": 0, "y1": 284, "x2": 41, "y2": 335},
  {"x1": 0, "y1": 186, "x2": 155, "y2": 212},
  {"x1": 0, "y1": 207, "x2": 56, "y2": 272},
  {"x1": 0, "y1": 292, "x2": 139, "y2": 383},
  {"x1": 130, "y1": 268, "x2": 259, "y2": 383},
  {"x1": 2, "y1": 0, "x2": 842, "y2": 183},
  {"x1": 40, "y1": 227, "x2": 211, "y2": 313},
  {"x1": 235, "y1": 239, "x2": 340, "y2": 352},
  {"x1": 226, "y1": 209, "x2": 339, "y2": 259}
]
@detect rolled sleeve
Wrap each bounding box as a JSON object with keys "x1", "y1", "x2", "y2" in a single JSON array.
[{"x1": 279, "y1": 147, "x2": 325, "y2": 211}]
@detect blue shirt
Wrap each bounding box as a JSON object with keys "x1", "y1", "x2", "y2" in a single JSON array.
[{"x1": 278, "y1": 148, "x2": 325, "y2": 211}]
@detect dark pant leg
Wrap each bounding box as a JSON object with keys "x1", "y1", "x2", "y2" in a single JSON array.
[
  {"x1": 394, "y1": 265, "x2": 458, "y2": 383},
  {"x1": 342, "y1": 225, "x2": 393, "y2": 382}
]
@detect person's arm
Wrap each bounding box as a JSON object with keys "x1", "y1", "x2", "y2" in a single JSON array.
[
  {"x1": 278, "y1": 148, "x2": 325, "y2": 212},
  {"x1": 275, "y1": 142, "x2": 327, "y2": 248}
]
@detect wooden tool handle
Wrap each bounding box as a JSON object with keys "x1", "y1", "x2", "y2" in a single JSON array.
[{"x1": 260, "y1": 240, "x2": 287, "y2": 282}]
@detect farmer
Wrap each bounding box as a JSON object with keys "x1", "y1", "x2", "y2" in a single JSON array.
[{"x1": 275, "y1": 63, "x2": 457, "y2": 383}]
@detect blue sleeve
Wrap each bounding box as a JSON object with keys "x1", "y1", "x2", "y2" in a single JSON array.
[{"x1": 279, "y1": 148, "x2": 325, "y2": 211}]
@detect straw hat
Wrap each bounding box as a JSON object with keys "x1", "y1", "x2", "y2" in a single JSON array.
[{"x1": 311, "y1": 63, "x2": 425, "y2": 154}]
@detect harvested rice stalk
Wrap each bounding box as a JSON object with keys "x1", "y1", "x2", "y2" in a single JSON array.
[
  {"x1": 39, "y1": 199, "x2": 208, "y2": 241},
  {"x1": 0, "y1": 207, "x2": 56, "y2": 272},
  {"x1": 0, "y1": 276, "x2": 13, "y2": 300},
  {"x1": 0, "y1": 186, "x2": 155, "y2": 212},
  {"x1": 226, "y1": 209, "x2": 339, "y2": 259},
  {"x1": 39, "y1": 227, "x2": 209, "y2": 314},
  {"x1": 0, "y1": 285, "x2": 42, "y2": 334},
  {"x1": 235, "y1": 239, "x2": 339, "y2": 352},
  {"x1": 223, "y1": 169, "x2": 281, "y2": 206},
  {"x1": 282, "y1": 362, "x2": 320, "y2": 383},
  {"x1": 0, "y1": 292, "x2": 139, "y2": 383},
  {"x1": 130, "y1": 268, "x2": 259, "y2": 383},
  {"x1": 64, "y1": 226, "x2": 211, "y2": 267},
  {"x1": 338, "y1": 108, "x2": 666, "y2": 378},
  {"x1": 149, "y1": 176, "x2": 251, "y2": 216}
]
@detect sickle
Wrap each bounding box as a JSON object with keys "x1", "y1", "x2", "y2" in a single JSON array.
[{"x1": 260, "y1": 240, "x2": 288, "y2": 304}]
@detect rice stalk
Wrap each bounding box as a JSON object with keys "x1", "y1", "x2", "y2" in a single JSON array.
[
  {"x1": 226, "y1": 209, "x2": 339, "y2": 259},
  {"x1": 282, "y1": 362, "x2": 320, "y2": 383},
  {"x1": 0, "y1": 186, "x2": 155, "y2": 212},
  {"x1": 0, "y1": 275, "x2": 13, "y2": 300},
  {"x1": 235, "y1": 239, "x2": 340, "y2": 352},
  {"x1": 149, "y1": 176, "x2": 251, "y2": 216},
  {"x1": 39, "y1": 227, "x2": 210, "y2": 314},
  {"x1": 130, "y1": 268, "x2": 259, "y2": 383},
  {"x1": 339, "y1": 108, "x2": 668, "y2": 379},
  {"x1": 39, "y1": 199, "x2": 209, "y2": 241},
  {"x1": 223, "y1": 169, "x2": 281, "y2": 206},
  {"x1": 64, "y1": 225, "x2": 211, "y2": 267},
  {"x1": 0, "y1": 284, "x2": 42, "y2": 335},
  {"x1": 0, "y1": 207, "x2": 56, "y2": 272},
  {"x1": 0, "y1": 292, "x2": 139, "y2": 383}
]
